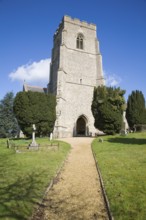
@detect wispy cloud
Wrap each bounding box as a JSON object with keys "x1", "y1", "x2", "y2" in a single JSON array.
[
  {"x1": 9, "y1": 58, "x2": 51, "y2": 85},
  {"x1": 103, "y1": 70, "x2": 122, "y2": 87},
  {"x1": 9, "y1": 62, "x2": 121, "y2": 88}
]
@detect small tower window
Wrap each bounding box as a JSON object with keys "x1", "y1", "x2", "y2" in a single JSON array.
[{"x1": 76, "y1": 34, "x2": 84, "y2": 49}]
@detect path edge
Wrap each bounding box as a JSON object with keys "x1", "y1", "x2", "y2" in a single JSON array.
[
  {"x1": 91, "y1": 145, "x2": 114, "y2": 220},
  {"x1": 30, "y1": 145, "x2": 71, "y2": 220}
]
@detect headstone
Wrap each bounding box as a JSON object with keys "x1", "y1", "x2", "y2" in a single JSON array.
[
  {"x1": 120, "y1": 119, "x2": 128, "y2": 136},
  {"x1": 50, "y1": 133, "x2": 53, "y2": 141},
  {"x1": 99, "y1": 138, "x2": 103, "y2": 143},
  {"x1": 7, "y1": 139, "x2": 10, "y2": 148},
  {"x1": 120, "y1": 129, "x2": 127, "y2": 136}
]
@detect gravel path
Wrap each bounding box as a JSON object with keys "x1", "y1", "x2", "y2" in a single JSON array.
[{"x1": 36, "y1": 137, "x2": 108, "y2": 220}]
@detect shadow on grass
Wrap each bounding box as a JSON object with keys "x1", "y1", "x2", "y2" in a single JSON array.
[
  {"x1": 0, "y1": 171, "x2": 45, "y2": 220},
  {"x1": 108, "y1": 137, "x2": 146, "y2": 145}
]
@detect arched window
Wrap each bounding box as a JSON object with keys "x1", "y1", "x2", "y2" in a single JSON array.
[{"x1": 76, "y1": 34, "x2": 84, "y2": 49}]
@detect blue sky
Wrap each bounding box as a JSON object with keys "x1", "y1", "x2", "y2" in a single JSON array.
[{"x1": 0, "y1": 0, "x2": 146, "y2": 101}]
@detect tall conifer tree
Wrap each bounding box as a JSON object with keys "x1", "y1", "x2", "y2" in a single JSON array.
[
  {"x1": 126, "y1": 90, "x2": 146, "y2": 129},
  {"x1": 92, "y1": 86, "x2": 125, "y2": 134},
  {"x1": 13, "y1": 91, "x2": 56, "y2": 137},
  {"x1": 0, "y1": 92, "x2": 19, "y2": 138}
]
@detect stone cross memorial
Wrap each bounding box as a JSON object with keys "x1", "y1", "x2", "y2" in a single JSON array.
[{"x1": 30, "y1": 124, "x2": 39, "y2": 148}]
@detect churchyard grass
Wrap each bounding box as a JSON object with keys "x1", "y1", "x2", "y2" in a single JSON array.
[
  {"x1": 92, "y1": 132, "x2": 146, "y2": 220},
  {"x1": 0, "y1": 137, "x2": 70, "y2": 220}
]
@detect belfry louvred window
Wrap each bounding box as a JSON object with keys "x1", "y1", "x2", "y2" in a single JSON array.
[{"x1": 76, "y1": 34, "x2": 84, "y2": 49}]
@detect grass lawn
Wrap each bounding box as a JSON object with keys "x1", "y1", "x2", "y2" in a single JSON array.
[
  {"x1": 92, "y1": 132, "x2": 146, "y2": 220},
  {"x1": 0, "y1": 138, "x2": 70, "y2": 220}
]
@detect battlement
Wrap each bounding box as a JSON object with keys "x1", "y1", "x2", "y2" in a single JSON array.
[
  {"x1": 54, "y1": 15, "x2": 96, "y2": 39},
  {"x1": 63, "y1": 15, "x2": 96, "y2": 30}
]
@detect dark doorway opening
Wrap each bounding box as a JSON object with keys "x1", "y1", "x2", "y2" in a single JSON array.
[{"x1": 76, "y1": 116, "x2": 86, "y2": 136}]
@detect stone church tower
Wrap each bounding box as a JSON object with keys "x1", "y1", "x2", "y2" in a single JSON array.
[{"x1": 48, "y1": 15, "x2": 104, "y2": 138}]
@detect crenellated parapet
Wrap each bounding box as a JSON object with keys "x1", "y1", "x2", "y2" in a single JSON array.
[
  {"x1": 63, "y1": 15, "x2": 96, "y2": 30},
  {"x1": 54, "y1": 15, "x2": 96, "y2": 40}
]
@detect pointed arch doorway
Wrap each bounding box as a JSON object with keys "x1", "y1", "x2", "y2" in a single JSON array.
[{"x1": 76, "y1": 115, "x2": 88, "y2": 136}]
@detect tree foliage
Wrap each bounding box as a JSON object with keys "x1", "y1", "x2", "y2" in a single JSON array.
[
  {"x1": 0, "y1": 92, "x2": 19, "y2": 138},
  {"x1": 126, "y1": 90, "x2": 146, "y2": 129},
  {"x1": 13, "y1": 91, "x2": 56, "y2": 137},
  {"x1": 92, "y1": 86, "x2": 126, "y2": 134}
]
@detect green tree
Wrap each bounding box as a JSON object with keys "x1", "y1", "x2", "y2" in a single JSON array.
[
  {"x1": 13, "y1": 91, "x2": 56, "y2": 137},
  {"x1": 92, "y1": 86, "x2": 126, "y2": 134},
  {"x1": 126, "y1": 90, "x2": 146, "y2": 129},
  {"x1": 0, "y1": 92, "x2": 19, "y2": 138}
]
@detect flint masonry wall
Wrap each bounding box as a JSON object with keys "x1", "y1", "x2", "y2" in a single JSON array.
[{"x1": 48, "y1": 15, "x2": 104, "y2": 138}]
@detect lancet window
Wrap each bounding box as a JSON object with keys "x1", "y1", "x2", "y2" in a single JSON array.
[{"x1": 76, "y1": 33, "x2": 84, "y2": 49}]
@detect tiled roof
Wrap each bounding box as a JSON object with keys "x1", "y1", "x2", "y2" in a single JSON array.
[{"x1": 23, "y1": 84, "x2": 47, "y2": 93}]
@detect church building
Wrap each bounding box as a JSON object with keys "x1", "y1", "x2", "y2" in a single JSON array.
[{"x1": 48, "y1": 15, "x2": 104, "y2": 138}]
